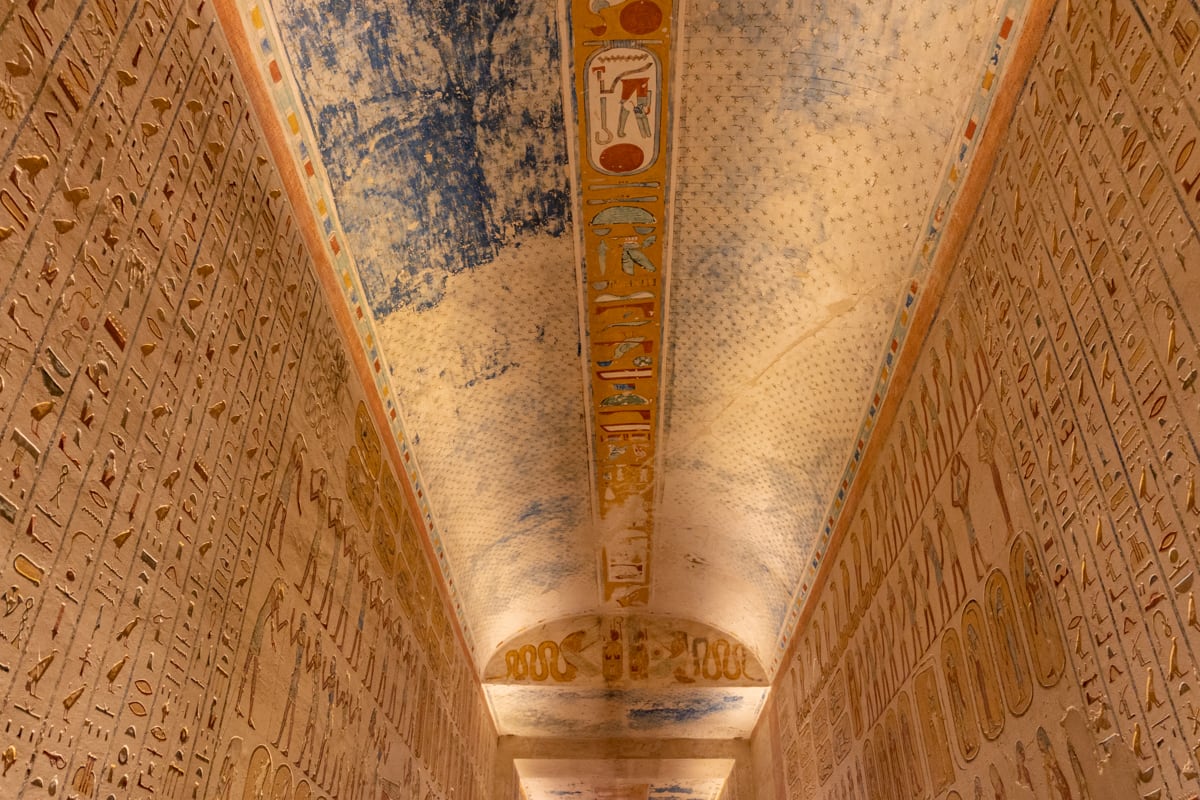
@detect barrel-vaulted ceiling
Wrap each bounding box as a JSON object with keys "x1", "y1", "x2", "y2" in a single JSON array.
[{"x1": 234, "y1": 0, "x2": 1032, "y2": 742}]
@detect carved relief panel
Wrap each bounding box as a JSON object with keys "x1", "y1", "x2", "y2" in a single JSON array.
[
  {"x1": 0, "y1": 2, "x2": 496, "y2": 799},
  {"x1": 764, "y1": 0, "x2": 1200, "y2": 795}
]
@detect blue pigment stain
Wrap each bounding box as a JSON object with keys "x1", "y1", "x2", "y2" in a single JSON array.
[
  {"x1": 475, "y1": 496, "x2": 586, "y2": 591},
  {"x1": 652, "y1": 787, "x2": 697, "y2": 796},
  {"x1": 517, "y1": 500, "x2": 547, "y2": 523},
  {"x1": 626, "y1": 694, "x2": 742, "y2": 729},
  {"x1": 275, "y1": 0, "x2": 570, "y2": 315}
]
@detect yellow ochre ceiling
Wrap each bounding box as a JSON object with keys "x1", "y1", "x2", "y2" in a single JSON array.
[{"x1": 230, "y1": 0, "x2": 1033, "y2": 740}]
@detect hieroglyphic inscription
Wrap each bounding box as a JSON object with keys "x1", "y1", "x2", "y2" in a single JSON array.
[
  {"x1": 764, "y1": 0, "x2": 1200, "y2": 795},
  {"x1": 0, "y1": 2, "x2": 495, "y2": 798},
  {"x1": 571, "y1": 0, "x2": 674, "y2": 608}
]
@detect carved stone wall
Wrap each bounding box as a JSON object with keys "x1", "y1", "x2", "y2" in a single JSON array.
[
  {"x1": 761, "y1": 0, "x2": 1200, "y2": 797},
  {"x1": 0, "y1": 1, "x2": 494, "y2": 798}
]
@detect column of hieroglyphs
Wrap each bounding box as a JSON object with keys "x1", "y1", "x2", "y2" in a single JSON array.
[
  {"x1": 0, "y1": 1, "x2": 496, "y2": 798},
  {"x1": 761, "y1": 0, "x2": 1200, "y2": 797}
]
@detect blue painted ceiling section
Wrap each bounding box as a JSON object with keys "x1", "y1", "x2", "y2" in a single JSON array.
[{"x1": 274, "y1": 0, "x2": 570, "y2": 315}]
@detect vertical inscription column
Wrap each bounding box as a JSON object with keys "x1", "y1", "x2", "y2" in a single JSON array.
[{"x1": 570, "y1": 0, "x2": 675, "y2": 608}]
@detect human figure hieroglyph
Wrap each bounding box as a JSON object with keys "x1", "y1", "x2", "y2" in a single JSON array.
[
  {"x1": 910, "y1": 401, "x2": 937, "y2": 498},
  {"x1": 1066, "y1": 736, "x2": 1092, "y2": 800},
  {"x1": 877, "y1": 466, "x2": 899, "y2": 571},
  {"x1": 885, "y1": 582, "x2": 904, "y2": 690},
  {"x1": 873, "y1": 483, "x2": 900, "y2": 575},
  {"x1": 921, "y1": 372, "x2": 950, "y2": 467},
  {"x1": 915, "y1": 666, "x2": 955, "y2": 793},
  {"x1": 963, "y1": 603, "x2": 1004, "y2": 740},
  {"x1": 316, "y1": 501, "x2": 350, "y2": 633},
  {"x1": 272, "y1": 611, "x2": 308, "y2": 755},
  {"x1": 976, "y1": 409, "x2": 1015, "y2": 541},
  {"x1": 893, "y1": 437, "x2": 916, "y2": 532},
  {"x1": 838, "y1": 559, "x2": 853, "y2": 630},
  {"x1": 990, "y1": 762, "x2": 1008, "y2": 800},
  {"x1": 987, "y1": 571, "x2": 1032, "y2": 714},
  {"x1": 856, "y1": 642, "x2": 875, "y2": 723},
  {"x1": 930, "y1": 348, "x2": 963, "y2": 444},
  {"x1": 942, "y1": 316, "x2": 971, "y2": 432},
  {"x1": 943, "y1": 629, "x2": 980, "y2": 761},
  {"x1": 958, "y1": 302, "x2": 989, "y2": 400},
  {"x1": 1037, "y1": 727, "x2": 1074, "y2": 799},
  {"x1": 327, "y1": 505, "x2": 358, "y2": 643},
  {"x1": 899, "y1": 565, "x2": 917, "y2": 675},
  {"x1": 922, "y1": 522, "x2": 953, "y2": 624},
  {"x1": 867, "y1": 620, "x2": 884, "y2": 714},
  {"x1": 296, "y1": 468, "x2": 329, "y2": 605},
  {"x1": 885, "y1": 580, "x2": 907, "y2": 681},
  {"x1": 885, "y1": 713, "x2": 908, "y2": 798},
  {"x1": 1014, "y1": 535, "x2": 1066, "y2": 688},
  {"x1": 897, "y1": 692, "x2": 926, "y2": 797},
  {"x1": 933, "y1": 499, "x2": 968, "y2": 609},
  {"x1": 861, "y1": 737, "x2": 879, "y2": 798},
  {"x1": 863, "y1": 501, "x2": 887, "y2": 591},
  {"x1": 310, "y1": 654, "x2": 337, "y2": 781},
  {"x1": 1015, "y1": 740, "x2": 1034, "y2": 789},
  {"x1": 950, "y1": 451, "x2": 987, "y2": 580},
  {"x1": 346, "y1": 551, "x2": 372, "y2": 670},
  {"x1": 363, "y1": 580, "x2": 388, "y2": 687},
  {"x1": 265, "y1": 434, "x2": 306, "y2": 559},
  {"x1": 910, "y1": 546, "x2": 935, "y2": 652},
  {"x1": 235, "y1": 579, "x2": 286, "y2": 729},
  {"x1": 850, "y1": 528, "x2": 864, "y2": 604},
  {"x1": 295, "y1": 632, "x2": 323, "y2": 772},
  {"x1": 846, "y1": 653, "x2": 864, "y2": 736}
]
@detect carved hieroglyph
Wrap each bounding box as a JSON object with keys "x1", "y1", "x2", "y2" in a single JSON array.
[
  {"x1": 570, "y1": 0, "x2": 675, "y2": 609},
  {"x1": 763, "y1": 0, "x2": 1200, "y2": 795},
  {"x1": 484, "y1": 613, "x2": 767, "y2": 687},
  {"x1": 0, "y1": 2, "x2": 495, "y2": 798}
]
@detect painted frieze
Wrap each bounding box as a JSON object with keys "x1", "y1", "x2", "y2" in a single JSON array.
[
  {"x1": 570, "y1": 0, "x2": 674, "y2": 608},
  {"x1": 484, "y1": 613, "x2": 768, "y2": 688}
]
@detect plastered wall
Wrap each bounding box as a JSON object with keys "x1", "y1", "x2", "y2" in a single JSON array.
[
  {"x1": 762, "y1": 0, "x2": 1200, "y2": 797},
  {"x1": 0, "y1": 1, "x2": 495, "y2": 798},
  {"x1": 716, "y1": 766, "x2": 744, "y2": 800}
]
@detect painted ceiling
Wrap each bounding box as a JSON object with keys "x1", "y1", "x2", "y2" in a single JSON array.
[{"x1": 235, "y1": 0, "x2": 1033, "y2": 748}]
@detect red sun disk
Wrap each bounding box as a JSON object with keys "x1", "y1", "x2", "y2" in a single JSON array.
[
  {"x1": 619, "y1": 0, "x2": 663, "y2": 35},
  {"x1": 598, "y1": 143, "x2": 646, "y2": 173}
]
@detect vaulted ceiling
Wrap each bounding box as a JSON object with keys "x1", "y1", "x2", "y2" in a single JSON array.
[{"x1": 235, "y1": 0, "x2": 1031, "y2": 768}]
